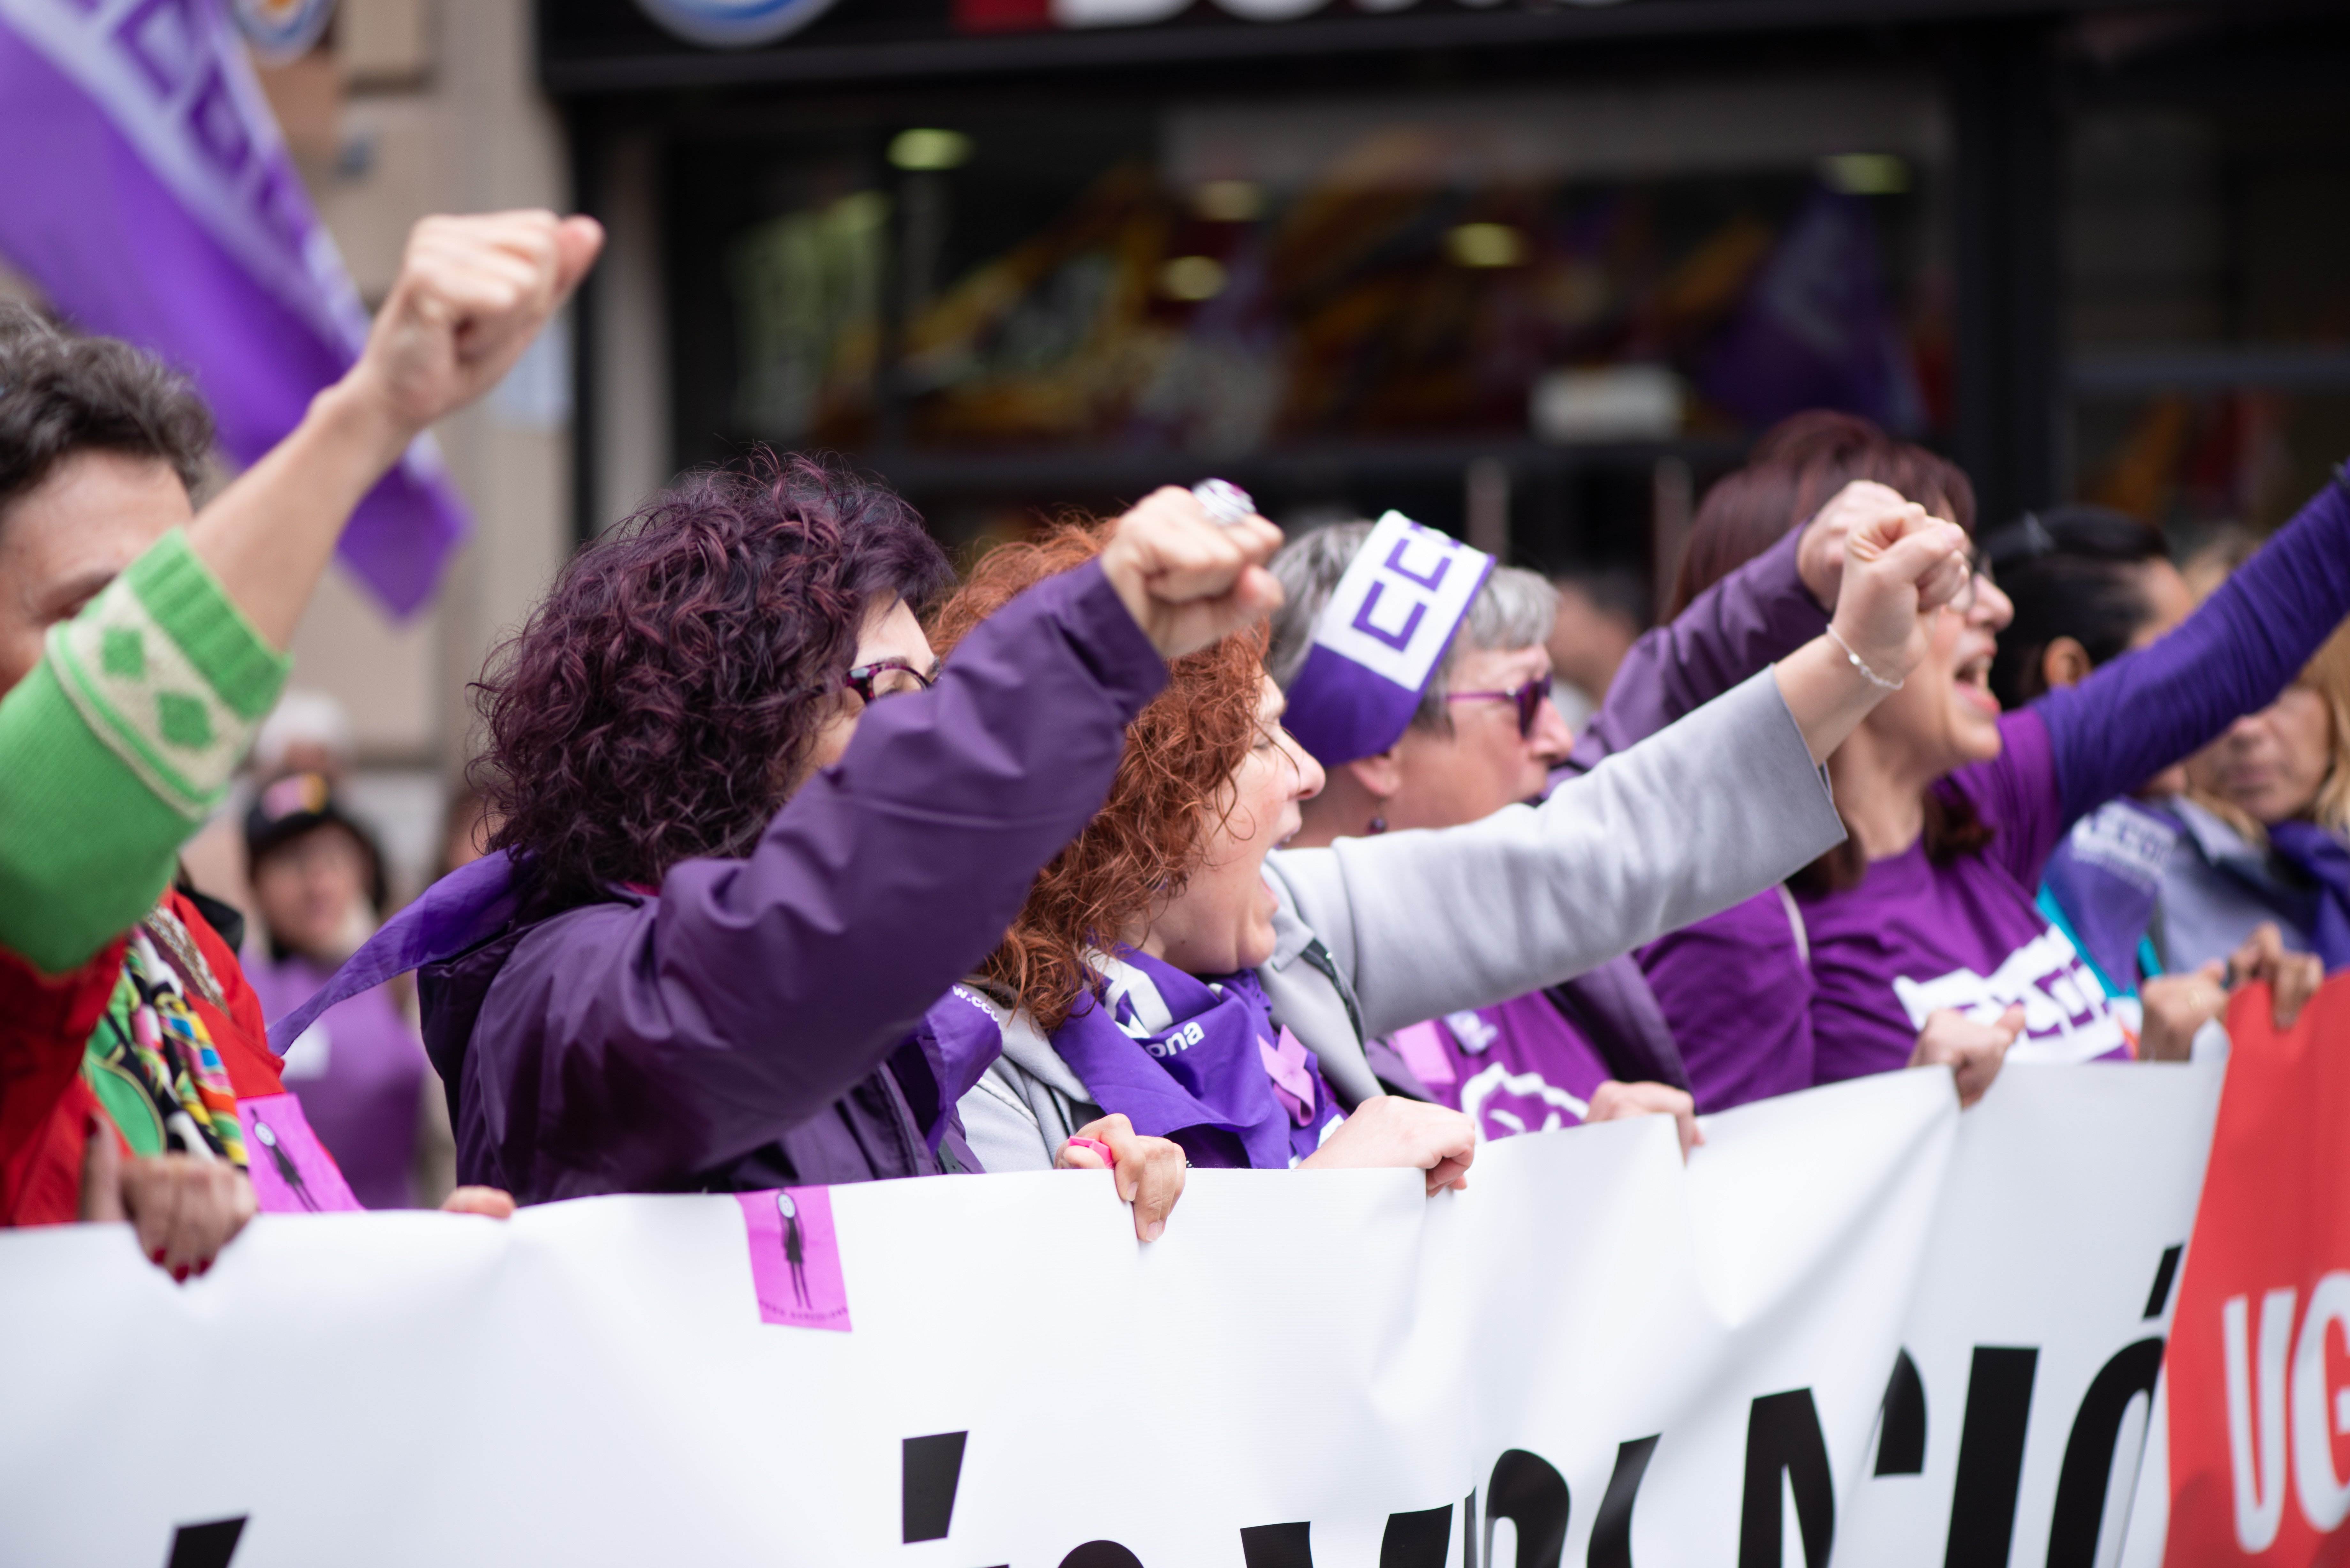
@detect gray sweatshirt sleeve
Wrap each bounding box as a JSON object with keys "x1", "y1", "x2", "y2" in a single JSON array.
[{"x1": 1265, "y1": 669, "x2": 1845, "y2": 1039}]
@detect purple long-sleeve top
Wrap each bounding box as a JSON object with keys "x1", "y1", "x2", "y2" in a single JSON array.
[
  {"x1": 1805, "y1": 474, "x2": 2350, "y2": 1079},
  {"x1": 1554, "y1": 525, "x2": 1830, "y2": 1110},
  {"x1": 1571, "y1": 475, "x2": 2350, "y2": 1097},
  {"x1": 416, "y1": 560, "x2": 1167, "y2": 1204}
]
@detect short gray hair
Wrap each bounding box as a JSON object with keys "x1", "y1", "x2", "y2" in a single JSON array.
[{"x1": 1268, "y1": 521, "x2": 1558, "y2": 733}]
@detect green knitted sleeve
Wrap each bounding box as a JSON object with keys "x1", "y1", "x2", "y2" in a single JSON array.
[{"x1": 0, "y1": 530, "x2": 290, "y2": 973}]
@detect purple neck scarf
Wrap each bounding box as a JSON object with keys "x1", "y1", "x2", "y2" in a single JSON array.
[
  {"x1": 2040, "y1": 797, "x2": 2181, "y2": 997},
  {"x1": 2266, "y1": 820, "x2": 2350, "y2": 972},
  {"x1": 1050, "y1": 949, "x2": 1334, "y2": 1170},
  {"x1": 268, "y1": 851, "x2": 524, "y2": 1056}
]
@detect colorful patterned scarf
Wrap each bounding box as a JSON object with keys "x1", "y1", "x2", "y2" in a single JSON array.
[{"x1": 80, "y1": 911, "x2": 247, "y2": 1169}]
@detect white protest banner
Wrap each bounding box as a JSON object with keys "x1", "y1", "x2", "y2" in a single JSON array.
[{"x1": 0, "y1": 1061, "x2": 2223, "y2": 1566}]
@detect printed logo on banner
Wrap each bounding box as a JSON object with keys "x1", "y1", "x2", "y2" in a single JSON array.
[
  {"x1": 235, "y1": 1092, "x2": 362, "y2": 1214},
  {"x1": 2163, "y1": 977, "x2": 2350, "y2": 1563},
  {"x1": 632, "y1": 0, "x2": 844, "y2": 46},
  {"x1": 1892, "y1": 924, "x2": 2130, "y2": 1063},
  {"x1": 1311, "y1": 512, "x2": 1492, "y2": 692},
  {"x1": 737, "y1": 1187, "x2": 853, "y2": 1331}
]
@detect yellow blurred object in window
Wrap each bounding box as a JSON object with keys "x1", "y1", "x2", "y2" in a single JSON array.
[
  {"x1": 1445, "y1": 222, "x2": 1527, "y2": 268},
  {"x1": 1159, "y1": 255, "x2": 1228, "y2": 302},
  {"x1": 890, "y1": 129, "x2": 974, "y2": 171}
]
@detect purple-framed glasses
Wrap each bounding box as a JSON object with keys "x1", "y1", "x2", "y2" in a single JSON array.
[
  {"x1": 1444, "y1": 673, "x2": 1554, "y2": 738},
  {"x1": 843, "y1": 657, "x2": 937, "y2": 705}
]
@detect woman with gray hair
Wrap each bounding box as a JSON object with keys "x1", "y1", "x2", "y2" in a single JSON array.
[{"x1": 1268, "y1": 522, "x2": 1701, "y2": 1150}]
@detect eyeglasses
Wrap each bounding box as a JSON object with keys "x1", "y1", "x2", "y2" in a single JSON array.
[
  {"x1": 1444, "y1": 674, "x2": 1554, "y2": 739},
  {"x1": 842, "y1": 657, "x2": 936, "y2": 705}
]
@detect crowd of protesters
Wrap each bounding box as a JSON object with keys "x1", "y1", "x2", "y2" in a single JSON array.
[{"x1": 3, "y1": 207, "x2": 2345, "y2": 1276}]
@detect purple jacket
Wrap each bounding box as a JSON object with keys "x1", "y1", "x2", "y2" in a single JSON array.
[{"x1": 416, "y1": 561, "x2": 1166, "y2": 1204}]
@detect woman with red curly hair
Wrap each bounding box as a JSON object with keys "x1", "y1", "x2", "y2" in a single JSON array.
[
  {"x1": 944, "y1": 503, "x2": 1973, "y2": 1192},
  {"x1": 280, "y1": 475, "x2": 1283, "y2": 1226}
]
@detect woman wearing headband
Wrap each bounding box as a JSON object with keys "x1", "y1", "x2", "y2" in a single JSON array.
[
  {"x1": 946, "y1": 503, "x2": 1969, "y2": 1186},
  {"x1": 1263, "y1": 524, "x2": 1698, "y2": 1152}
]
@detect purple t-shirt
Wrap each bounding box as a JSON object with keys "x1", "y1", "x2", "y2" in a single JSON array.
[
  {"x1": 1389, "y1": 992, "x2": 1613, "y2": 1141},
  {"x1": 1800, "y1": 711, "x2": 2134, "y2": 1081},
  {"x1": 1637, "y1": 888, "x2": 1817, "y2": 1112},
  {"x1": 245, "y1": 950, "x2": 430, "y2": 1210}
]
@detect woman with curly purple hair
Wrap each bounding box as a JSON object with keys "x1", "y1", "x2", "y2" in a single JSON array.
[{"x1": 279, "y1": 457, "x2": 1285, "y2": 1213}]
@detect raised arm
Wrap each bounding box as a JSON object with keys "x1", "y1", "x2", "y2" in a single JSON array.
[
  {"x1": 0, "y1": 213, "x2": 601, "y2": 976},
  {"x1": 1275, "y1": 507, "x2": 1967, "y2": 1037},
  {"x1": 467, "y1": 499, "x2": 1284, "y2": 1194},
  {"x1": 2036, "y1": 470, "x2": 2350, "y2": 827},
  {"x1": 1564, "y1": 481, "x2": 1915, "y2": 776},
  {"x1": 1276, "y1": 669, "x2": 1844, "y2": 1038}
]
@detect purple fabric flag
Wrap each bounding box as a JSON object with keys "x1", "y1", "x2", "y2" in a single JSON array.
[
  {"x1": 0, "y1": 0, "x2": 467, "y2": 615},
  {"x1": 1698, "y1": 186, "x2": 1926, "y2": 438},
  {"x1": 1281, "y1": 510, "x2": 1495, "y2": 768}
]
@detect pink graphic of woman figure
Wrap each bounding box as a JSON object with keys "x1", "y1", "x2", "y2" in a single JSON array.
[{"x1": 776, "y1": 1191, "x2": 809, "y2": 1307}]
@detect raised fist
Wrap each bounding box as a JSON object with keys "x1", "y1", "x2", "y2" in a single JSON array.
[{"x1": 346, "y1": 210, "x2": 603, "y2": 442}]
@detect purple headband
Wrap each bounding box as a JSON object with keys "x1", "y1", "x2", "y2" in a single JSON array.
[{"x1": 1279, "y1": 512, "x2": 1496, "y2": 767}]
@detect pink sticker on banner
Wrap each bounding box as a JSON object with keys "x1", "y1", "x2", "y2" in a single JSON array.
[
  {"x1": 1389, "y1": 1019, "x2": 1456, "y2": 1086},
  {"x1": 735, "y1": 1187, "x2": 853, "y2": 1332},
  {"x1": 236, "y1": 1092, "x2": 362, "y2": 1213}
]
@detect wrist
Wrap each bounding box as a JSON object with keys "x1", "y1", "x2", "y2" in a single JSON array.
[
  {"x1": 308, "y1": 371, "x2": 420, "y2": 480},
  {"x1": 1825, "y1": 619, "x2": 1906, "y2": 691}
]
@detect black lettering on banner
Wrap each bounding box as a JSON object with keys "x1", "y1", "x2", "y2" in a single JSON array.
[
  {"x1": 165, "y1": 1517, "x2": 247, "y2": 1568},
  {"x1": 1942, "y1": 1347, "x2": 2039, "y2": 1568},
  {"x1": 1461, "y1": 1489, "x2": 1479, "y2": 1568},
  {"x1": 1240, "y1": 1522, "x2": 1314, "y2": 1568},
  {"x1": 1876, "y1": 1349, "x2": 1929, "y2": 1476},
  {"x1": 1382, "y1": 1504, "x2": 1455, "y2": 1567},
  {"x1": 1588, "y1": 1434, "x2": 1658, "y2": 1568},
  {"x1": 901, "y1": 1430, "x2": 970, "y2": 1543},
  {"x1": 1485, "y1": 1448, "x2": 1570, "y2": 1568},
  {"x1": 1059, "y1": 1543, "x2": 1145, "y2": 1568},
  {"x1": 1739, "y1": 1389, "x2": 1835, "y2": 1568},
  {"x1": 2045, "y1": 1337, "x2": 2165, "y2": 1568},
  {"x1": 2142, "y1": 1245, "x2": 2184, "y2": 1320}
]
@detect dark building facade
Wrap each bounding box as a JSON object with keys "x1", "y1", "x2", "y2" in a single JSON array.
[{"x1": 542, "y1": 0, "x2": 2350, "y2": 590}]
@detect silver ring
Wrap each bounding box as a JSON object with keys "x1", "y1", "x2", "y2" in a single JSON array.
[{"x1": 1191, "y1": 478, "x2": 1255, "y2": 527}]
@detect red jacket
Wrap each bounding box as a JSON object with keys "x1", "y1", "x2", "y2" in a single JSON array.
[{"x1": 0, "y1": 891, "x2": 283, "y2": 1226}]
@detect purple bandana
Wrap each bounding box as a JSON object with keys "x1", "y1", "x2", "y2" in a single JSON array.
[
  {"x1": 1050, "y1": 948, "x2": 1338, "y2": 1169},
  {"x1": 1281, "y1": 512, "x2": 1495, "y2": 767},
  {"x1": 2039, "y1": 797, "x2": 2181, "y2": 997}
]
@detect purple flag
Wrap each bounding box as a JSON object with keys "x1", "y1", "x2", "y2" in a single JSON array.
[{"x1": 0, "y1": 0, "x2": 467, "y2": 616}]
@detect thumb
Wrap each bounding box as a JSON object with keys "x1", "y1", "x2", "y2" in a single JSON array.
[
  {"x1": 1993, "y1": 1004, "x2": 2028, "y2": 1044},
  {"x1": 551, "y1": 216, "x2": 604, "y2": 299},
  {"x1": 78, "y1": 1113, "x2": 124, "y2": 1224}
]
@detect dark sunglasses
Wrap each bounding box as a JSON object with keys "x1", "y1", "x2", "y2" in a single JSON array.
[
  {"x1": 1444, "y1": 673, "x2": 1555, "y2": 739},
  {"x1": 843, "y1": 657, "x2": 937, "y2": 705}
]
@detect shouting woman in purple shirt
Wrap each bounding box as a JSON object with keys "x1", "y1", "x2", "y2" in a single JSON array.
[{"x1": 1583, "y1": 411, "x2": 2350, "y2": 1104}]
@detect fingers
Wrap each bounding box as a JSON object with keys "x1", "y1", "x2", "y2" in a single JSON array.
[
  {"x1": 1063, "y1": 1116, "x2": 1185, "y2": 1241},
  {"x1": 440, "y1": 1186, "x2": 517, "y2": 1219},
  {"x1": 121, "y1": 1156, "x2": 182, "y2": 1271},
  {"x1": 1126, "y1": 1142, "x2": 1186, "y2": 1242},
  {"x1": 1420, "y1": 1108, "x2": 1477, "y2": 1194},
  {"x1": 1867, "y1": 517, "x2": 1972, "y2": 607},
  {"x1": 1425, "y1": 1152, "x2": 1473, "y2": 1195},
  {"x1": 1101, "y1": 488, "x2": 1287, "y2": 659},
  {"x1": 2272, "y1": 952, "x2": 2323, "y2": 1029}
]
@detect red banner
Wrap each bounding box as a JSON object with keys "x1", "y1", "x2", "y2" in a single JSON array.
[{"x1": 2166, "y1": 976, "x2": 2350, "y2": 1564}]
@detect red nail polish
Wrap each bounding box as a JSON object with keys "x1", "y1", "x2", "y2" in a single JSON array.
[
  {"x1": 195, "y1": 1259, "x2": 211, "y2": 1277},
  {"x1": 150, "y1": 1248, "x2": 167, "y2": 1264},
  {"x1": 172, "y1": 1265, "x2": 189, "y2": 1283}
]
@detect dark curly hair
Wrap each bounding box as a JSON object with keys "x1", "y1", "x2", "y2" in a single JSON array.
[
  {"x1": 0, "y1": 304, "x2": 213, "y2": 515},
  {"x1": 929, "y1": 521, "x2": 1269, "y2": 1032},
  {"x1": 473, "y1": 453, "x2": 952, "y2": 913}
]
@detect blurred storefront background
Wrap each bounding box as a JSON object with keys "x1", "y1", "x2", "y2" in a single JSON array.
[{"x1": 552, "y1": 0, "x2": 2350, "y2": 590}]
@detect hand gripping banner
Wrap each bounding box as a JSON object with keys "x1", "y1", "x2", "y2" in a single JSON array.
[{"x1": 0, "y1": 1062, "x2": 2235, "y2": 1565}]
